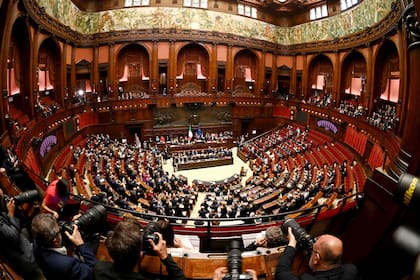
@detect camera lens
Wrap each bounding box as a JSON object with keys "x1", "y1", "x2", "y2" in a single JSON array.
[
  {"x1": 74, "y1": 204, "x2": 106, "y2": 233},
  {"x1": 282, "y1": 218, "x2": 314, "y2": 251},
  {"x1": 12, "y1": 190, "x2": 39, "y2": 205}
]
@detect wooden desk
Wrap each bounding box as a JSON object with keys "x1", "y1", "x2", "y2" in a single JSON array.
[{"x1": 177, "y1": 158, "x2": 233, "y2": 171}]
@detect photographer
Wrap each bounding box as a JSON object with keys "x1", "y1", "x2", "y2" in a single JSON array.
[
  {"x1": 275, "y1": 226, "x2": 358, "y2": 280},
  {"x1": 93, "y1": 218, "x2": 186, "y2": 280},
  {"x1": 212, "y1": 267, "x2": 258, "y2": 280},
  {"x1": 0, "y1": 188, "x2": 44, "y2": 279},
  {"x1": 213, "y1": 239, "x2": 258, "y2": 280},
  {"x1": 244, "y1": 226, "x2": 287, "y2": 251},
  {"x1": 31, "y1": 213, "x2": 97, "y2": 280}
]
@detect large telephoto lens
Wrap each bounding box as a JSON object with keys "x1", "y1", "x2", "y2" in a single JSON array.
[
  {"x1": 75, "y1": 204, "x2": 107, "y2": 233},
  {"x1": 281, "y1": 218, "x2": 314, "y2": 251},
  {"x1": 13, "y1": 190, "x2": 39, "y2": 205}
]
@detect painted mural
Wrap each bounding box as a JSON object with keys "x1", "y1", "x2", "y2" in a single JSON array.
[{"x1": 36, "y1": 0, "x2": 394, "y2": 45}]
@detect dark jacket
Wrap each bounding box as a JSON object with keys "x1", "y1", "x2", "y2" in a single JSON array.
[
  {"x1": 34, "y1": 242, "x2": 96, "y2": 280},
  {"x1": 0, "y1": 212, "x2": 43, "y2": 279},
  {"x1": 93, "y1": 255, "x2": 186, "y2": 280},
  {"x1": 275, "y1": 246, "x2": 358, "y2": 280}
]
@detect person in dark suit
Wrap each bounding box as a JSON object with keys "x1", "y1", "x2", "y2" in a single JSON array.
[
  {"x1": 93, "y1": 218, "x2": 186, "y2": 280},
  {"x1": 0, "y1": 145, "x2": 36, "y2": 191},
  {"x1": 0, "y1": 188, "x2": 44, "y2": 279},
  {"x1": 31, "y1": 213, "x2": 96, "y2": 280},
  {"x1": 275, "y1": 227, "x2": 358, "y2": 280}
]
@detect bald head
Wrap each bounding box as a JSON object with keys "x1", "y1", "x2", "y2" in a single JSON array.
[
  {"x1": 310, "y1": 234, "x2": 343, "y2": 270},
  {"x1": 317, "y1": 235, "x2": 343, "y2": 265}
]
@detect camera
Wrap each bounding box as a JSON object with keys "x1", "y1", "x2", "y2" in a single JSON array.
[
  {"x1": 281, "y1": 218, "x2": 315, "y2": 252},
  {"x1": 59, "y1": 204, "x2": 107, "y2": 236},
  {"x1": 223, "y1": 240, "x2": 253, "y2": 280},
  {"x1": 395, "y1": 173, "x2": 420, "y2": 211},
  {"x1": 142, "y1": 221, "x2": 160, "y2": 254},
  {"x1": 4, "y1": 190, "x2": 39, "y2": 205}
]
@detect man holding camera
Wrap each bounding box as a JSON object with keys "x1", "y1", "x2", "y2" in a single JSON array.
[
  {"x1": 93, "y1": 218, "x2": 186, "y2": 280},
  {"x1": 275, "y1": 226, "x2": 358, "y2": 280},
  {"x1": 0, "y1": 188, "x2": 44, "y2": 279},
  {"x1": 31, "y1": 213, "x2": 97, "y2": 280}
]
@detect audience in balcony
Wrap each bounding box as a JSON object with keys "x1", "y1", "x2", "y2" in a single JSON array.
[
  {"x1": 306, "y1": 92, "x2": 332, "y2": 107},
  {"x1": 35, "y1": 95, "x2": 60, "y2": 118},
  {"x1": 118, "y1": 90, "x2": 150, "y2": 100},
  {"x1": 367, "y1": 103, "x2": 398, "y2": 131},
  {"x1": 336, "y1": 100, "x2": 366, "y2": 118}
]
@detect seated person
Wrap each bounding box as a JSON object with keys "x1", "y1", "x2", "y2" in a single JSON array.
[
  {"x1": 244, "y1": 226, "x2": 287, "y2": 251},
  {"x1": 0, "y1": 145, "x2": 36, "y2": 191},
  {"x1": 31, "y1": 213, "x2": 97, "y2": 280},
  {"x1": 94, "y1": 218, "x2": 186, "y2": 280}
]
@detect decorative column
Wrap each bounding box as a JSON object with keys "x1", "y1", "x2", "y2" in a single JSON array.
[
  {"x1": 92, "y1": 45, "x2": 99, "y2": 96},
  {"x1": 388, "y1": 2, "x2": 420, "y2": 178},
  {"x1": 168, "y1": 40, "x2": 176, "y2": 95},
  {"x1": 108, "y1": 43, "x2": 115, "y2": 98},
  {"x1": 225, "y1": 44, "x2": 233, "y2": 94},
  {"x1": 151, "y1": 40, "x2": 159, "y2": 96},
  {"x1": 301, "y1": 53, "x2": 308, "y2": 100},
  {"x1": 210, "y1": 43, "x2": 218, "y2": 94},
  {"x1": 258, "y1": 50, "x2": 266, "y2": 96},
  {"x1": 71, "y1": 45, "x2": 77, "y2": 99},
  {"x1": 62, "y1": 41, "x2": 69, "y2": 107},
  {"x1": 332, "y1": 51, "x2": 340, "y2": 108},
  {"x1": 365, "y1": 43, "x2": 374, "y2": 115},
  {"x1": 290, "y1": 54, "x2": 297, "y2": 96},
  {"x1": 270, "y1": 52, "x2": 278, "y2": 97}
]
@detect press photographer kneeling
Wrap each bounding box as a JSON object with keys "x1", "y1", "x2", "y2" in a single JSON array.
[{"x1": 275, "y1": 219, "x2": 358, "y2": 280}]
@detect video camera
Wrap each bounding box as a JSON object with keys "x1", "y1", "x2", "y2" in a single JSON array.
[
  {"x1": 223, "y1": 240, "x2": 253, "y2": 280},
  {"x1": 59, "y1": 204, "x2": 106, "y2": 237},
  {"x1": 281, "y1": 218, "x2": 315, "y2": 252},
  {"x1": 4, "y1": 190, "x2": 39, "y2": 205},
  {"x1": 142, "y1": 221, "x2": 160, "y2": 255}
]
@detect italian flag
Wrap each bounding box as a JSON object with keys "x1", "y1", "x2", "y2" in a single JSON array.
[{"x1": 188, "y1": 125, "x2": 193, "y2": 140}]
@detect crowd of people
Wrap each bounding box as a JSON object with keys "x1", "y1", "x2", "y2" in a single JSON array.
[
  {"x1": 71, "y1": 134, "x2": 199, "y2": 218},
  {"x1": 154, "y1": 130, "x2": 233, "y2": 146},
  {"x1": 61, "y1": 123, "x2": 358, "y2": 226},
  {"x1": 367, "y1": 103, "x2": 398, "y2": 131},
  {"x1": 35, "y1": 95, "x2": 61, "y2": 118},
  {"x1": 0, "y1": 124, "x2": 364, "y2": 279},
  {"x1": 172, "y1": 147, "x2": 233, "y2": 170},
  {"x1": 1, "y1": 188, "x2": 359, "y2": 280}
]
